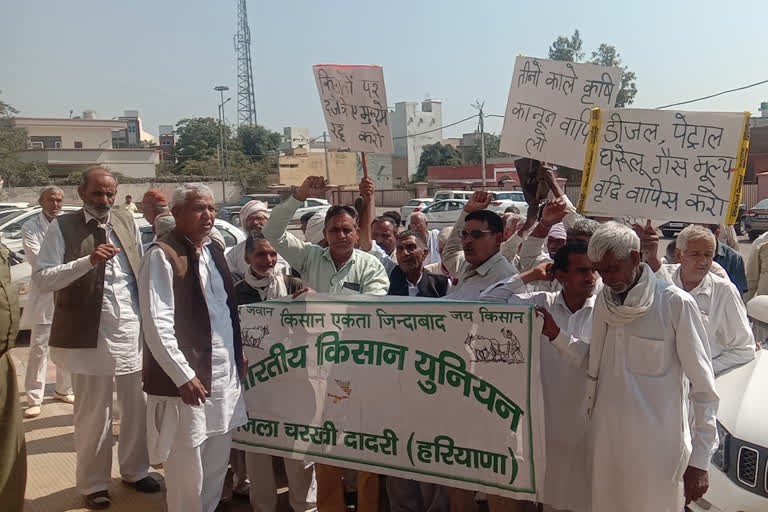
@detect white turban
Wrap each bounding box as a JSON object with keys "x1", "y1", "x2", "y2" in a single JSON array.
[
  {"x1": 305, "y1": 213, "x2": 326, "y2": 245},
  {"x1": 154, "y1": 214, "x2": 175, "y2": 237},
  {"x1": 548, "y1": 222, "x2": 567, "y2": 240},
  {"x1": 239, "y1": 200, "x2": 270, "y2": 227}
]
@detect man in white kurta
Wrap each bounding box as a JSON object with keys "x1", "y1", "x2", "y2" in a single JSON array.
[
  {"x1": 33, "y1": 168, "x2": 156, "y2": 508},
  {"x1": 482, "y1": 241, "x2": 595, "y2": 512},
  {"x1": 578, "y1": 222, "x2": 719, "y2": 512},
  {"x1": 140, "y1": 184, "x2": 247, "y2": 512},
  {"x1": 22, "y1": 186, "x2": 73, "y2": 418},
  {"x1": 642, "y1": 224, "x2": 756, "y2": 375}
]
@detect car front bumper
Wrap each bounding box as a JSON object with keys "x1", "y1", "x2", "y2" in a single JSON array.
[
  {"x1": 745, "y1": 216, "x2": 768, "y2": 233},
  {"x1": 689, "y1": 466, "x2": 768, "y2": 512}
]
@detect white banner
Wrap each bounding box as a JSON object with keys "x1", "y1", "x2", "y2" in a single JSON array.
[
  {"x1": 233, "y1": 295, "x2": 545, "y2": 500},
  {"x1": 577, "y1": 108, "x2": 750, "y2": 225},
  {"x1": 313, "y1": 64, "x2": 393, "y2": 154},
  {"x1": 500, "y1": 56, "x2": 623, "y2": 168}
]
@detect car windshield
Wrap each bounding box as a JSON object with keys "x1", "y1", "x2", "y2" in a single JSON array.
[
  {"x1": 494, "y1": 192, "x2": 525, "y2": 201},
  {"x1": 434, "y1": 193, "x2": 450, "y2": 201},
  {"x1": 754, "y1": 199, "x2": 768, "y2": 209}
]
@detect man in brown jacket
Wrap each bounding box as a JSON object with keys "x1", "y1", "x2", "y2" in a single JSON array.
[
  {"x1": 139, "y1": 183, "x2": 247, "y2": 512},
  {"x1": 33, "y1": 167, "x2": 158, "y2": 509}
]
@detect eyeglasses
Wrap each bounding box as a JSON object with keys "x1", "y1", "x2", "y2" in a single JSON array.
[{"x1": 458, "y1": 229, "x2": 494, "y2": 240}]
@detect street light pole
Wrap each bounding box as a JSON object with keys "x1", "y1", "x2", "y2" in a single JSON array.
[
  {"x1": 322, "y1": 131, "x2": 330, "y2": 181},
  {"x1": 214, "y1": 85, "x2": 230, "y2": 201}
]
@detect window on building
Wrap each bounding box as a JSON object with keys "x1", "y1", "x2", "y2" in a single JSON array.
[
  {"x1": 74, "y1": 141, "x2": 83, "y2": 149},
  {"x1": 128, "y1": 125, "x2": 136, "y2": 133},
  {"x1": 162, "y1": 140, "x2": 171, "y2": 145}
]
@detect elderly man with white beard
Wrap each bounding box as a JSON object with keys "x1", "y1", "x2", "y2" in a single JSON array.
[
  {"x1": 549, "y1": 222, "x2": 719, "y2": 512},
  {"x1": 638, "y1": 223, "x2": 756, "y2": 374}
]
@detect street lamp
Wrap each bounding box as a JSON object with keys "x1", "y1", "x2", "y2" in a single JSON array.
[{"x1": 214, "y1": 85, "x2": 230, "y2": 200}]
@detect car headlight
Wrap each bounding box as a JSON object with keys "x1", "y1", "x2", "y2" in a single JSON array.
[{"x1": 711, "y1": 421, "x2": 731, "y2": 472}]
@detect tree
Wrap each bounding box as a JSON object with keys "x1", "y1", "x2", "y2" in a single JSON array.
[
  {"x1": 0, "y1": 98, "x2": 28, "y2": 174},
  {"x1": 589, "y1": 44, "x2": 638, "y2": 107},
  {"x1": 548, "y1": 30, "x2": 584, "y2": 63},
  {"x1": 467, "y1": 133, "x2": 511, "y2": 164},
  {"x1": 415, "y1": 142, "x2": 463, "y2": 182},
  {"x1": 547, "y1": 31, "x2": 638, "y2": 107},
  {"x1": 237, "y1": 124, "x2": 282, "y2": 161},
  {"x1": 172, "y1": 117, "x2": 231, "y2": 169}
]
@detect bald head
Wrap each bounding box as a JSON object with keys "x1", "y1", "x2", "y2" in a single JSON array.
[{"x1": 409, "y1": 211, "x2": 428, "y2": 239}]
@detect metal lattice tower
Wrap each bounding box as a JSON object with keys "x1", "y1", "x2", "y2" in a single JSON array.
[{"x1": 234, "y1": 0, "x2": 257, "y2": 126}]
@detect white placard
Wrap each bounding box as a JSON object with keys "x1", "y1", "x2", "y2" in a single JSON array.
[
  {"x1": 233, "y1": 295, "x2": 545, "y2": 500},
  {"x1": 313, "y1": 64, "x2": 393, "y2": 154},
  {"x1": 578, "y1": 108, "x2": 750, "y2": 224},
  {"x1": 500, "y1": 56, "x2": 623, "y2": 168}
]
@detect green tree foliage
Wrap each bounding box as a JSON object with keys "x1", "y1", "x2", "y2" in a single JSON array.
[
  {"x1": 0, "y1": 98, "x2": 54, "y2": 187},
  {"x1": 548, "y1": 31, "x2": 638, "y2": 107},
  {"x1": 172, "y1": 117, "x2": 231, "y2": 169},
  {"x1": 415, "y1": 142, "x2": 463, "y2": 182},
  {"x1": 467, "y1": 133, "x2": 511, "y2": 164},
  {"x1": 548, "y1": 30, "x2": 584, "y2": 62},
  {"x1": 237, "y1": 124, "x2": 282, "y2": 161}
]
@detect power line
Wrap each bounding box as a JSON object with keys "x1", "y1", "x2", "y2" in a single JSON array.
[
  {"x1": 656, "y1": 78, "x2": 768, "y2": 109},
  {"x1": 392, "y1": 114, "x2": 478, "y2": 140}
]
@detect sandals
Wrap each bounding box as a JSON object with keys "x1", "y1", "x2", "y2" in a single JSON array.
[{"x1": 84, "y1": 490, "x2": 111, "y2": 509}]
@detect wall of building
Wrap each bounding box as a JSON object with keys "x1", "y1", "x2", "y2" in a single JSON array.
[
  {"x1": 21, "y1": 124, "x2": 118, "y2": 149},
  {"x1": 356, "y1": 153, "x2": 393, "y2": 188},
  {"x1": 390, "y1": 100, "x2": 443, "y2": 179},
  {"x1": 278, "y1": 151, "x2": 357, "y2": 185},
  {"x1": 19, "y1": 148, "x2": 160, "y2": 178},
  {"x1": 0, "y1": 181, "x2": 242, "y2": 206}
]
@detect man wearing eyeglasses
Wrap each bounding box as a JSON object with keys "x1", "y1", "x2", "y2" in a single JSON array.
[{"x1": 442, "y1": 191, "x2": 518, "y2": 300}]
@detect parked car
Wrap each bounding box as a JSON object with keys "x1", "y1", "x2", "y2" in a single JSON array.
[
  {"x1": 218, "y1": 194, "x2": 282, "y2": 226},
  {"x1": 420, "y1": 199, "x2": 467, "y2": 228},
  {"x1": 659, "y1": 204, "x2": 746, "y2": 238},
  {"x1": 134, "y1": 216, "x2": 246, "y2": 252},
  {"x1": 689, "y1": 350, "x2": 768, "y2": 512},
  {"x1": 745, "y1": 199, "x2": 768, "y2": 241},
  {"x1": 0, "y1": 202, "x2": 31, "y2": 210},
  {"x1": 0, "y1": 206, "x2": 81, "y2": 255},
  {"x1": 433, "y1": 190, "x2": 475, "y2": 202},
  {"x1": 290, "y1": 198, "x2": 331, "y2": 224},
  {"x1": 400, "y1": 198, "x2": 435, "y2": 224},
  {"x1": 487, "y1": 191, "x2": 529, "y2": 215}
]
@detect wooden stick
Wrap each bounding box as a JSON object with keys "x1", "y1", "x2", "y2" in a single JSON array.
[{"x1": 361, "y1": 152, "x2": 369, "y2": 179}]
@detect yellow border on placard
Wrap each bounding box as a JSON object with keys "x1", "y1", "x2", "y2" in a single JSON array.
[
  {"x1": 725, "y1": 111, "x2": 751, "y2": 225},
  {"x1": 576, "y1": 108, "x2": 603, "y2": 214}
]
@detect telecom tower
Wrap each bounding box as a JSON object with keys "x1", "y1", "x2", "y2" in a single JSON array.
[{"x1": 234, "y1": 0, "x2": 257, "y2": 126}]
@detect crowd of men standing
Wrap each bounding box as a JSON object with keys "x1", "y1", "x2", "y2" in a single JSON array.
[{"x1": 0, "y1": 164, "x2": 761, "y2": 512}]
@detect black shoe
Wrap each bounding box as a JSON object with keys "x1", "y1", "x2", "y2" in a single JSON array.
[
  {"x1": 122, "y1": 476, "x2": 162, "y2": 493},
  {"x1": 84, "y1": 490, "x2": 112, "y2": 509}
]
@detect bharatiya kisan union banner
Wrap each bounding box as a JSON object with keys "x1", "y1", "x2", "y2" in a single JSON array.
[{"x1": 233, "y1": 295, "x2": 546, "y2": 500}]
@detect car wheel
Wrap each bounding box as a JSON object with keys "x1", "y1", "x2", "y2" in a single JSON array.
[
  {"x1": 749, "y1": 231, "x2": 759, "y2": 241},
  {"x1": 661, "y1": 230, "x2": 674, "y2": 238},
  {"x1": 734, "y1": 219, "x2": 746, "y2": 235}
]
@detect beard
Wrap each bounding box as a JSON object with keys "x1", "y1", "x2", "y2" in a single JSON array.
[{"x1": 83, "y1": 202, "x2": 112, "y2": 219}]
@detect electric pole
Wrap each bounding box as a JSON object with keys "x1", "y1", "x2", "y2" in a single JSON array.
[
  {"x1": 472, "y1": 101, "x2": 487, "y2": 190},
  {"x1": 323, "y1": 131, "x2": 330, "y2": 181}
]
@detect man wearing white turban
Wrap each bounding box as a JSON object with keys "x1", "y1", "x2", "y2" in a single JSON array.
[{"x1": 226, "y1": 200, "x2": 289, "y2": 279}]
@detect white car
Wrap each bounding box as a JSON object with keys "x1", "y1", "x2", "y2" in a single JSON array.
[
  {"x1": 488, "y1": 191, "x2": 529, "y2": 215},
  {"x1": 689, "y1": 351, "x2": 768, "y2": 512},
  {"x1": 400, "y1": 198, "x2": 435, "y2": 225},
  {"x1": 1, "y1": 206, "x2": 82, "y2": 256},
  {"x1": 290, "y1": 198, "x2": 331, "y2": 224},
  {"x1": 134, "y1": 216, "x2": 246, "y2": 253},
  {"x1": 420, "y1": 199, "x2": 467, "y2": 228}
]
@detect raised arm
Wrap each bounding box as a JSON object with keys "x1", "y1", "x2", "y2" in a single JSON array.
[{"x1": 358, "y1": 177, "x2": 374, "y2": 252}]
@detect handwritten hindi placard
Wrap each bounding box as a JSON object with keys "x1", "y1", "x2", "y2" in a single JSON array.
[
  {"x1": 500, "y1": 56, "x2": 623, "y2": 169},
  {"x1": 313, "y1": 64, "x2": 393, "y2": 154},
  {"x1": 234, "y1": 295, "x2": 545, "y2": 500},
  {"x1": 577, "y1": 108, "x2": 751, "y2": 224}
]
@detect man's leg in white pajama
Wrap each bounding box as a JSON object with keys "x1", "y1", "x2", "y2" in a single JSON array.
[
  {"x1": 245, "y1": 452, "x2": 278, "y2": 512},
  {"x1": 71, "y1": 373, "x2": 114, "y2": 495},
  {"x1": 285, "y1": 458, "x2": 317, "y2": 512},
  {"x1": 164, "y1": 440, "x2": 204, "y2": 512},
  {"x1": 200, "y1": 431, "x2": 233, "y2": 512},
  {"x1": 114, "y1": 371, "x2": 150, "y2": 483}
]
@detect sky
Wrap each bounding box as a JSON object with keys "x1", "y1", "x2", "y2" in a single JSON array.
[{"x1": 2, "y1": 0, "x2": 767, "y2": 140}]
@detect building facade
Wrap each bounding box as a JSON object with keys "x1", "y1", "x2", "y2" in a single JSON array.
[
  {"x1": 390, "y1": 99, "x2": 443, "y2": 180},
  {"x1": 14, "y1": 115, "x2": 159, "y2": 178}
]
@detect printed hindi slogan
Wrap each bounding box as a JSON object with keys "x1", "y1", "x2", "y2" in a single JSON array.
[
  {"x1": 499, "y1": 56, "x2": 623, "y2": 169},
  {"x1": 234, "y1": 295, "x2": 545, "y2": 500},
  {"x1": 577, "y1": 108, "x2": 751, "y2": 224},
  {"x1": 313, "y1": 64, "x2": 394, "y2": 154}
]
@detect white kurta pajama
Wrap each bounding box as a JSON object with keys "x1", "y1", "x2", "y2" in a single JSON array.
[
  {"x1": 33, "y1": 211, "x2": 149, "y2": 495},
  {"x1": 140, "y1": 240, "x2": 247, "y2": 512},
  {"x1": 481, "y1": 276, "x2": 593, "y2": 512},
  {"x1": 21, "y1": 212, "x2": 72, "y2": 405},
  {"x1": 559, "y1": 265, "x2": 719, "y2": 512}
]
